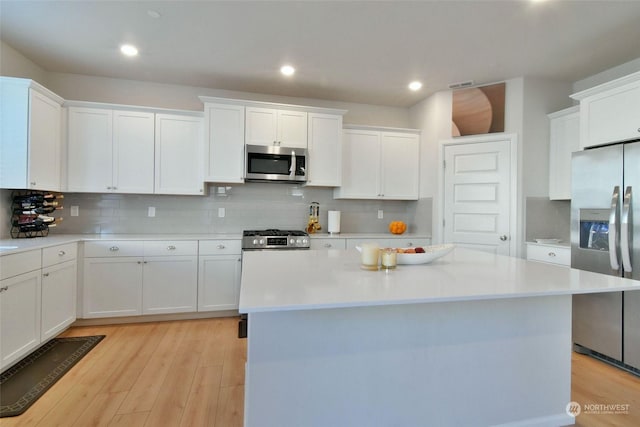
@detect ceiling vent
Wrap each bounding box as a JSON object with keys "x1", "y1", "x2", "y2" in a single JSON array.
[{"x1": 448, "y1": 80, "x2": 474, "y2": 89}]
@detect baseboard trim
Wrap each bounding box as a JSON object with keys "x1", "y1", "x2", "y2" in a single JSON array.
[{"x1": 71, "y1": 310, "x2": 239, "y2": 326}]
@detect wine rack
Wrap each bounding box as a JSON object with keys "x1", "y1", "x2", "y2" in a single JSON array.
[{"x1": 10, "y1": 190, "x2": 64, "y2": 238}]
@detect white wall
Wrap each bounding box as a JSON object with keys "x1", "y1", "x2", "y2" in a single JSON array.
[
  {"x1": 573, "y1": 57, "x2": 640, "y2": 93},
  {"x1": 409, "y1": 77, "x2": 573, "y2": 257},
  {"x1": 45, "y1": 72, "x2": 411, "y2": 128},
  {"x1": 0, "y1": 40, "x2": 48, "y2": 84}
]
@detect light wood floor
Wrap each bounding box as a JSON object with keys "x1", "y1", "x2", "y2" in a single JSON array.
[
  {"x1": 2, "y1": 317, "x2": 640, "y2": 427},
  {"x1": 0, "y1": 317, "x2": 245, "y2": 427}
]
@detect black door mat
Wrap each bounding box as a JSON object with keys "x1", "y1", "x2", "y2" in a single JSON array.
[{"x1": 0, "y1": 335, "x2": 105, "y2": 418}]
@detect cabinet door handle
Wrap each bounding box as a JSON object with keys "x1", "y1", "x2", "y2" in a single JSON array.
[
  {"x1": 548, "y1": 252, "x2": 556, "y2": 257},
  {"x1": 217, "y1": 244, "x2": 225, "y2": 249},
  {"x1": 43, "y1": 272, "x2": 50, "y2": 277},
  {"x1": 30, "y1": 181, "x2": 36, "y2": 186},
  {"x1": 407, "y1": 242, "x2": 413, "y2": 247},
  {"x1": 58, "y1": 250, "x2": 66, "y2": 256},
  {"x1": 167, "y1": 245, "x2": 176, "y2": 250},
  {"x1": 137, "y1": 261, "x2": 142, "y2": 264},
  {"x1": 109, "y1": 246, "x2": 119, "y2": 252},
  {"x1": 1, "y1": 286, "x2": 9, "y2": 292},
  {"x1": 324, "y1": 243, "x2": 332, "y2": 248}
]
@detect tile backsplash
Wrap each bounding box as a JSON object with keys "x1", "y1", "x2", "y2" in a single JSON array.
[
  {"x1": 525, "y1": 197, "x2": 571, "y2": 243},
  {"x1": 1, "y1": 185, "x2": 432, "y2": 238}
]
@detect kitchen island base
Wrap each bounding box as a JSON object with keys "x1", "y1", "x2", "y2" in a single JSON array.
[{"x1": 245, "y1": 295, "x2": 574, "y2": 427}]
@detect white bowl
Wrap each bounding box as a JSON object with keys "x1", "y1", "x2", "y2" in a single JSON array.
[{"x1": 396, "y1": 244, "x2": 456, "y2": 265}]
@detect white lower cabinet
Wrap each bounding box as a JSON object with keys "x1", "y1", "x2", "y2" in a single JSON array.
[
  {"x1": 0, "y1": 270, "x2": 42, "y2": 371},
  {"x1": 198, "y1": 240, "x2": 242, "y2": 312},
  {"x1": 41, "y1": 260, "x2": 77, "y2": 341},
  {"x1": 143, "y1": 256, "x2": 198, "y2": 314},
  {"x1": 526, "y1": 243, "x2": 570, "y2": 266},
  {"x1": 309, "y1": 238, "x2": 347, "y2": 250},
  {"x1": 83, "y1": 257, "x2": 144, "y2": 318},
  {"x1": 82, "y1": 240, "x2": 198, "y2": 318}
]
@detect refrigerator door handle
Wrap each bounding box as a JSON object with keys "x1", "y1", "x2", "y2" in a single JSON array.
[
  {"x1": 621, "y1": 186, "x2": 632, "y2": 273},
  {"x1": 609, "y1": 186, "x2": 620, "y2": 271}
]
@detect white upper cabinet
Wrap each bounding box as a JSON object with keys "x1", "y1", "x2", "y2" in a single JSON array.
[
  {"x1": 67, "y1": 106, "x2": 154, "y2": 193},
  {"x1": 114, "y1": 110, "x2": 155, "y2": 193},
  {"x1": 306, "y1": 112, "x2": 345, "y2": 187},
  {"x1": 246, "y1": 107, "x2": 308, "y2": 148},
  {"x1": 1, "y1": 77, "x2": 63, "y2": 191},
  {"x1": 67, "y1": 103, "x2": 204, "y2": 195},
  {"x1": 335, "y1": 128, "x2": 381, "y2": 198},
  {"x1": 548, "y1": 106, "x2": 580, "y2": 200},
  {"x1": 202, "y1": 101, "x2": 245, "y2": 183},
  {"x1": 380, "y1": 132, "x2": 420, "y2": 199},
  {"x1": 154, "y1": 113, "x2": 204, "y2": 195},
  {"x1": 334, "y1": 126, "x2": 420, "y2": 200},
  {"x1": 571, "y1": 71, "x2": 640, "y2": 149}
]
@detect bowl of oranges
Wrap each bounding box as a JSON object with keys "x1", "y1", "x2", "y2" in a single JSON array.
[{"x1": 396, "y1": 244, "x2": 456, "y2": 265}]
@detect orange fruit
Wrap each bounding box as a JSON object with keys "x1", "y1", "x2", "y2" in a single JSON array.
[{"x1": 389, "y1": 221, "x2": 407, "y2": 235}]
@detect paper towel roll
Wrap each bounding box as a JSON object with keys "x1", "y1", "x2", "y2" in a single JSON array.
[{"x1": 328, "y1": 210, "x2": 341, "y2": 234}]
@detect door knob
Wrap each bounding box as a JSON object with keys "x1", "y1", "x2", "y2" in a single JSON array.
[{"x1": 499, "y1": 235, "x2": 508, "y2": 241}]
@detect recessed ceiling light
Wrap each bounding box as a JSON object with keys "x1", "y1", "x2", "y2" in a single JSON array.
[
  {"x1": 147, "y1": 10, "x2": 161, "y2": 19},
  {"x1": 280, "y1": 65, "x2": 295, "y2": 76},
  {"x1": 408, "y1": 81, "x2": 423, "y2": 91},
  {"x1": 120, "y1": 44, "x2": 139, "y2": 57}
]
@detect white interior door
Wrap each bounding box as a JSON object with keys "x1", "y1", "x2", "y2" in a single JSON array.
[{"x1": 443, "y1": 136, "x2": 514, "y2": 255}]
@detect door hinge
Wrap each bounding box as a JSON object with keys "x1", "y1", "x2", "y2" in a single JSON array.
[{"x1": 443, "y1": 160, "x2": 446, "y2": 169}]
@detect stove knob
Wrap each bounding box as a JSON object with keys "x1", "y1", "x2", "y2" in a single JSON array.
[
  {"x1": 252, "y1": 239, "x2": 258, "y2": 245},
  {"x1": 290, "y1": 238, "x2": 295, "y2": 244},
  {"x1": 296, "y1": 238, "x2": 302, "y2": 245},
  {"x1": 302, "y1": 238, "x2": 309, "y2": 245},
  {"x1": 259, "y1": 239, "x2": 265, "y2": 245}
]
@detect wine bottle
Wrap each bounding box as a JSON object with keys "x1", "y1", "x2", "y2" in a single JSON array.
[
  {"x1": 15, "y1": 206, "x2": 62, "y2": 215},
  {"x1": 20, "y1": 200, "x2": 60, "y2": 209},
  {"x1": 13, "y1": 193, "x2": 63, "y2": 202}
]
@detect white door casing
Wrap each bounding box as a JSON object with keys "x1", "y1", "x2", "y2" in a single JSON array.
[{"x1": 440, "y1": 134, "x2": 517, "y2": 256}]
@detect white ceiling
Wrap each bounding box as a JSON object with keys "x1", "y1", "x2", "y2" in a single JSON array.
[{"x1": 2, "y1": 0, "x2": 640, "y2": 107}]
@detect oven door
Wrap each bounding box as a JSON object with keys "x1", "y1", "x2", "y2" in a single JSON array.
[{"x1": 245, "y1": 144, "x2": 307, "y2": 182}]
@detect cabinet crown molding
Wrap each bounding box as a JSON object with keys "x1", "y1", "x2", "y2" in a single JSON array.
[
  {"x1": 343, "y1": 124, "x2": 421, "y2": 134},
  {"x1": 571, "y1": 70, "x2": 640, "y2": 100},
  {"x1": 0, "y1": 76, "x2": 64, "y2": 104},
  {"x1": 547, "y1": 105, "x2": 579, "y2": 119},
  {"x1": 63, "y1": 100, "x2": 203, "y2": 117},
  {"x1": 198, "y1": 96, "x2": 347, "y2": 116}
]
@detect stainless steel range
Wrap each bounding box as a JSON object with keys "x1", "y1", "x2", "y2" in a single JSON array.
[
  {"x1": 239, "y1": 229, "x2": 310, "y2": 338},
  {"x1": 242, "y1": 229, "x2": 310, "y2": 250}
]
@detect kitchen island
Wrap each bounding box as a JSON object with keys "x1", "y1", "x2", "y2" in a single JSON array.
[{"x1": 239, "y1": 247, "x2": 640, "y2": 427}]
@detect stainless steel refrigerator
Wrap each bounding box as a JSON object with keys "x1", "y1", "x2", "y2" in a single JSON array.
[{"x1": 571, "y1": 141, "x2": 640, "y2": 369}]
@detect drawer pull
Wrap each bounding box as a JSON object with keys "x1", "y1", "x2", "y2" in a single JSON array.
[
  {"x1": 0, "y1": 286, "x2": 9, "y2": 292},
  {"x1": 58, "y1": 250, "x2": 66, "y2": 256},
  {"x1": 43, "y1": 273, "x2": 50, "y2": 277},
  {"x1": 324, "y1": 243, "x2": 332, "y2": 248},
  {"x1": 109, "y1": 246, "x2": 119, "y2": 252},
  {"x1": 217, "y1": 244, "x2": 226, "y2": 249},
  {"x1": 167, "y1": 245, "x2": 176, "y2": 250},
  {"x1": 548, "y1": 252, "x2": 556, "y2": 257}
]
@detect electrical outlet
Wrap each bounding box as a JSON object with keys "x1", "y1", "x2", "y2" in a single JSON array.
[
  {"x1": 218, "y1": 207, "x2": 226, "y2": 218},
  {"x1": 148, "y1": 207, "x2": 156, "y2": 217},
  {"x1": 378, "y1": 210, "x2": 384, "y2": 219},
  {"x1": 70, "y1": 206, "x2": 79, "y2": 217}
]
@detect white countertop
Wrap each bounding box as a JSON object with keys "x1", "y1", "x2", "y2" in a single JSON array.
[
  {"x1": 308, "y1": 233, "x2": 431, "y2": 239},
  {"x1": 0, "y1": 232, "x2": 431, "y2": 255},
  {"x1": 239, "y1": 247, "x2": 640, "y2": 313},
  {"x1": 0, "y1": 233, "x2": 243, "y2": 255}
]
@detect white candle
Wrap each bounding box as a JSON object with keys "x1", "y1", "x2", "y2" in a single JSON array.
[{"x1": 360, "y1": 243, "x2": 380, "y2": 269}]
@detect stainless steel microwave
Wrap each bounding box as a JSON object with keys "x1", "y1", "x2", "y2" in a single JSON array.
[{"x1": 245, "y1": 144, "x2": 307, "y2": 183}]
